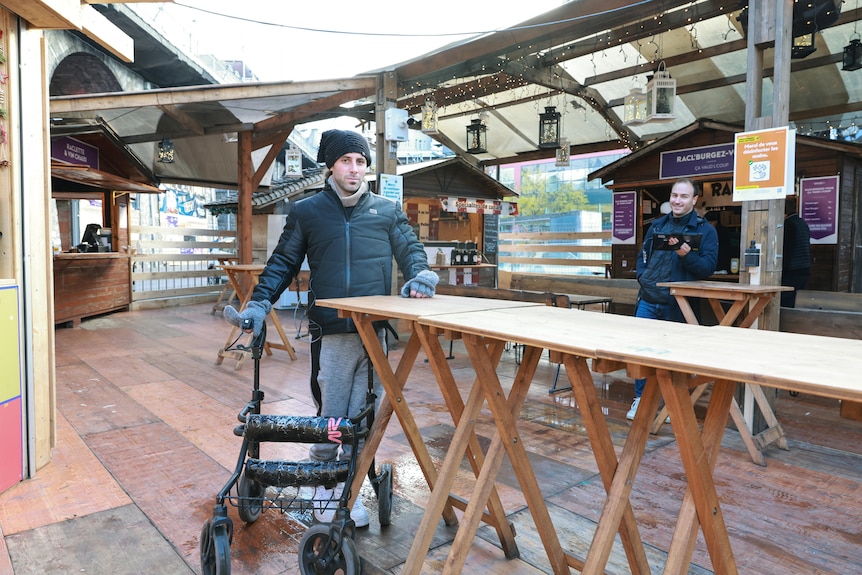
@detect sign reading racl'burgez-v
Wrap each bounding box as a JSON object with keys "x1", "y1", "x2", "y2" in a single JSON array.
[{"x1": 659, "y1": 143, "x2": 734, "y2": 180}]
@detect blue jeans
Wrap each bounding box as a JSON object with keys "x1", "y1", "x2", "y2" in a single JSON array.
[{"x1": 633, "y1": 299, "x2": 667, "y2": 398}]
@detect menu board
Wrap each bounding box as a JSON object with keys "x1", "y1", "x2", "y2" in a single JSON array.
[
  {"x1": 612, "y1": 191, "x2": 637, "y2": 245},
  {"x1": 800, "y1": 175, "x2": 838, "y2": 245},
  {"x1": 483, "y1": 214, "x2": 499, "y2": 260}
]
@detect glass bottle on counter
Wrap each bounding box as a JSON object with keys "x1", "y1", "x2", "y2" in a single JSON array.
[{"x1": 464, "y1": 241, "x2": 475, "y2": 265}]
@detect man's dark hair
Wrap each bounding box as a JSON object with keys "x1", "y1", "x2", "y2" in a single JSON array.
[{"x1": 675, "y1": 178, "x2": 699, "y2": 197}]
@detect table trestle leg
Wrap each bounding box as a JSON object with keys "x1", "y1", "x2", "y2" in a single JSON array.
[
  {"x1": 659, "y1": 372, "x2": 738, "y2": 575},
  {"x1": 416, "y1": 326, "x2": 519, "y2": 559},
  {"x1": 455, "y1": 337, "x2": 569, "y2": 575},
  {"x1": 566, "y1": 355, "x2": 652, "y2": 575}
]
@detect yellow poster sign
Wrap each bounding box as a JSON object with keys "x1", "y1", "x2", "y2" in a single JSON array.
[{"x1": 732, "y1": 126, "x2": 795, "y2": 201}]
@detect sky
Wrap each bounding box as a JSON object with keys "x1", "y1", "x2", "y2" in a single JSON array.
[{"x1": 131, "y1": 1, "x2": 565, "y2": 82}]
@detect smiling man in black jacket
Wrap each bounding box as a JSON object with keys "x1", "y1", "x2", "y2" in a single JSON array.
[{"x1": 627, "y1": 178, "x2": 718, "y2": 421}]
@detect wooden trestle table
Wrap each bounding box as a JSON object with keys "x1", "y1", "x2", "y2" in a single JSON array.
[
  {"x1": 316, "y1": 294, "x2": 546, "y2": 566},
  {"x1": 656, "y1": 280, "x2": 794, "y2": 465},
  {"x1": 317, "y1": 294, "x2": 862, "y2": 575}
]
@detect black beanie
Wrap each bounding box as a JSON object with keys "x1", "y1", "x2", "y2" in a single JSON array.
[{"x1": 316, "y1": 129, "x2": 372, "y2": 168}]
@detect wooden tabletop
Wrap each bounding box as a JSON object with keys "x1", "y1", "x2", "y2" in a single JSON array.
[
  {"x1": 316, "y1": 294, "x2": 543, "y2": 322},
  {"x1": 416, "y1": 303, "x2": 862, "y2": 403},
  {"x1": 565, "y1": 294, "x2": 613, "y2": 305},
  {"x1": 418, "y1": 305, "x2": 703, "y2": 360},
  {"x1": 219, "y1": 263, "x2": 265, "y2": 273},
  {"x1": 657, "y1": 280, "x2": 793, "y2": 298}
]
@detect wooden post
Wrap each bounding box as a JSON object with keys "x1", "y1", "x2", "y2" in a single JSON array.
[
  {"x1": 236, "y1": 130, "x2": 254, "y2": 303},
  {"x1": 377, "y1": 71, "x2": 401, "y2": 295},
  {"x1": 740, "y1": 0, "x2": 792, "y2": 433}
]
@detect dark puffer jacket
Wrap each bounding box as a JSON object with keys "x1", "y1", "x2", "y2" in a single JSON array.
[
  {"x1": 636, "y1": 210, "x2": 718, "y2": 319},
  {"x1": 250, "y1": 184, "x2": 429, "y2": 335}
]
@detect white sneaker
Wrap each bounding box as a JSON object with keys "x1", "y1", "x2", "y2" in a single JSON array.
[
  {"x1": 312, "y1": 483, "x2": 341, "y2": 523},
  {"x1": 298, "y1": 485, "x2": 315, "y2": 501},
  {"x1": 626, "y1": 397, "x2": 641, "y2": 420},
  {"x1": 351, "y1": 495, "x2": 370, "y2": 528}
]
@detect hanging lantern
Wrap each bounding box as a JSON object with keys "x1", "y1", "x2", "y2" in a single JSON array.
[
  {"x1": 285, "y1": 145, "x2": 302, "y2": 177},
  {"x1": 843, "y1": 36, "x2": 862, "y2": 71},
  {"x1": 645, "y1": 62, "x2": 677, "y2": 123},
  {"x1": 555, "y1": 138, "x2": 570, "y2": 167},
  {"x1": 421, "y1": 95, "x2": 438, "y2": 134},
  {"x1": 157, "y1": 137, "x2": 175, "y2": 163},
  {"x1": 791, "y1": 32, "x2": 817, "y2": 59},
  {"x1": 466, "y1": 118, "x2": 487, "y2": 154},
  {"x1": 623, "y1": 87, "x2": 647, "y2": 126},
  {"x1": 538, "y1": 106, "x2": 561, "y2": 149}
]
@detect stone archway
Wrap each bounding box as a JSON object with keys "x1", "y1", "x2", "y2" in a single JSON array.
[{"x1": 50, "y1": 52, "x2": 121, "y2": 96}]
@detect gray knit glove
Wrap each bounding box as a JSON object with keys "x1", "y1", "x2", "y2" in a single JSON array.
[
  {"x1": 400, "y1": 270, "x2": 439, "y2": 298},
  {"x1": 223, "y1": 300, "x2": 271, "y2": 336}
]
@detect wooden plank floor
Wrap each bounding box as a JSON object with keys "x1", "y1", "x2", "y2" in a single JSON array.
[{"x1": 1, "y1": 303, "x2": 860, "y2": 574}]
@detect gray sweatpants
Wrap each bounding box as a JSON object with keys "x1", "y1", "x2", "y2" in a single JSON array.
[{"x1": 309, "y1": 330, "x2": 385, "y2": 463}]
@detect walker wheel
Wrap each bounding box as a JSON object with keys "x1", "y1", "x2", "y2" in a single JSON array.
[
  {"x1": 237, "y1": 472, "x2": 264, "y2": 523},
  {"x1": 298, "y1": 523, "x2": 360, "y2": 575},
  {"x1": 200, "y1": 519, "x2": 232, "y2": 575},
  {"x1": 377, "y1": 463, "x2": 393, "y2": 526}
]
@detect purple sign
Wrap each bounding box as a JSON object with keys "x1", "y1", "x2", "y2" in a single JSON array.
[
  {"x1": 51, "y1": 136, "x2": 99, "y2": 169},
  {"x1": 800, "y1": 176, "x2": 838, "y2": 244},
  {"x1": 613, "y1": 191, "x2": 637, "y2": 244},
  {"x1": 659, "y1": 143, "x2": 734, "y2": 179}
]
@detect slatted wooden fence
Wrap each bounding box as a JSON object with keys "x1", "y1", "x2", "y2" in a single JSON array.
[
  {"x1": 498, "y1": 230, "x2": 612, "y2": 275},
  {"x1": 130, "y1": 225, "x2": 236, "y2": 308}
]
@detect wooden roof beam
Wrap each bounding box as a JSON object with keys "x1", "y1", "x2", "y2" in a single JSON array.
[
  {"x1": 156, "y1": 104, "x2": 205, "y2": 136},
  {"x1": 252, "y1": 87, "x2": 375, "y2": 144},
  {"x1": 50, "y1": 77, "x2": 378, "y2": 113},
  {"x1": 398, "y1": 74, "x2": 529, "y2": 114},
  {"x1": 395, "y1": 0, "x2": 692, "y2": 86},
  {"x1": 539, "y1": 0, "x2": 736, "y2": 68}
]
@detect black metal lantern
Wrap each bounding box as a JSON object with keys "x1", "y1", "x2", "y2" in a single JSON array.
[
  {"x1": 466, "y1": 118, "x2": 487, "y2": 154},
  {"x1": 157, "y1": 137, "x2": 175, "y2": 163},
  {"x1": 791, "y1": 33, "x2": 817, "y2": 59},
  {"x1": 538, "y1": 106, "x2": 561, "y2": 149},
  {"x1": 421, "y1": 95, "x2": 438, "y2": 134},
  {"x1": 843, "y1": 37, "x2": 862, "y2": 71}
]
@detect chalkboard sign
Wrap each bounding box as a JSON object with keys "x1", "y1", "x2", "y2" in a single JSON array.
[{"x1": 483, "y1": 214, "x2": 499, "y2": 255}]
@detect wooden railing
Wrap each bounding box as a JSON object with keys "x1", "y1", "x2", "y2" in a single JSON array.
[
  {"x1": 498, "y1": 230, "x2": 612, "y2": 275},
  {"x1": 130, "y1": 225, "x2": 236, "y2": 307}
]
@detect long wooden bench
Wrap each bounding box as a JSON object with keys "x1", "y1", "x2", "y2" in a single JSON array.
[
  {"x1": 780, "y1": 290, "x2": 862, "y2": 420},
  {"x1": 791, "y1": 289, "x2": 862, "y2": 312},
  {"x1": 503, "y1": 272, "x2": 637, "y2": 314},
  {"x1": 435, "y1": 284, "x2": 551, "y2": 304},
  {"x1": 779, "y1": 290, "x2": 862, "y2": 339}
]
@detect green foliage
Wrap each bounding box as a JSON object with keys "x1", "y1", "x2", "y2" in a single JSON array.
[{"x1": 517, "y1": 174, "x2": 591, "y2": 216}]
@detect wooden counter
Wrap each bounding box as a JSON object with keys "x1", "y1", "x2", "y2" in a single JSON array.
[{"x1": 53, "y1": 253, "x2": 131, "y2": 326}]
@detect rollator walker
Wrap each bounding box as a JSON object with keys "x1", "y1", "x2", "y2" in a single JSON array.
[{"x1": 200, "y1": 321, "x2": 393, "y2": 575}]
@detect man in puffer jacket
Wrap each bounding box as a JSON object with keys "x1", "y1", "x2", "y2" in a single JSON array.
[
  {"x1": 627, "y1": 178, "x2": 718, "y2": 421},
  {"x1": 226, "y1": 129, "x2": 438, "y2": 527}
]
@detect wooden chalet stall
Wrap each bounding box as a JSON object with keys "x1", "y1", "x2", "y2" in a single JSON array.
[
  {"x1": 396, "y1": 158, "x2": 516, "y2": 288},
  {"x1": 589, "y1": 119, "x2": 862, "y2": 294},
  {"x1": 50, "y1": 138, "x2": 161, "y2": 326}
]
